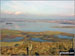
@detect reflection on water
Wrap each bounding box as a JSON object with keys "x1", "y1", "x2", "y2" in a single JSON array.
[
  {"x1": 0, "y1": 22, "x2": 75, "y2": 34},
  {"x1": 1, "y1": 37, "x2": 24, "y2": 42},
  {"x1": 1, "y1": 35, "x2": 72, "y2": 42},
  {"x1": 56, "y1": 35, "x2": 73, "y2": 39},
  {"x1": 29, "y1": 38, "x2": 53, "y2": 42}
]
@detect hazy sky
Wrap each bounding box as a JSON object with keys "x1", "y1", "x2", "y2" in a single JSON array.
[{"x1": 1, "y1": 0, "x2": 74, "y2": 19}]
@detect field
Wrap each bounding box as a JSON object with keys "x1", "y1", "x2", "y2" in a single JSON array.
[{"x1": 0, "y1": 29, "x2": 74, "y2": 56}]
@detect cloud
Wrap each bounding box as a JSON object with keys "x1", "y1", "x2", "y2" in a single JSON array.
[
  {"x1": 4, "y1": 11, "x2": 13, "y2": 14},
  {"x1": 1, "y1": 1, "x2": 74, "y2": 19},
  {"x1": 2, "y1": 11, "x2": 23, "y2": 15},
  {"x1": 15, "y1": 11, "x2": 23, "y2": 15}
]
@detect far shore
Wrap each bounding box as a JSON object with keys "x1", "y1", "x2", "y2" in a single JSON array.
[{"x1": 52, "y1": 26, "x2": 75, "y2": 28}]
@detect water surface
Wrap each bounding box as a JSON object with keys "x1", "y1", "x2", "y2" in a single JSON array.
[
  {"x1": 55, "y1": 35, "x2": 73, "y2": 39},
  {"x1": 1, "y1": 37, "x2": 24, "y2": 42},
  {"x1": 29, "y1": 38, "x2": 53, "y2": 42},
  {"x1": 0, "y1": 22, "x2": 75, "y2": 34}
]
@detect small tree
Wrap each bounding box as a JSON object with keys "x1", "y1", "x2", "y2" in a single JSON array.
[{"x1": 14, "y1": 44, "x2": 19, "y2": 47}]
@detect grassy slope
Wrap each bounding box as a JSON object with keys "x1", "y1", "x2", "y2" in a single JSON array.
[
  {"x1": 0, "y1": 29, "x2": 74, "y2": 55},
  {"x1": 1, "y1": 41, "x2": 74, "y2": 55},
  {"x1": 0, "y1": 29, "x2": 74, "y2": 47}
]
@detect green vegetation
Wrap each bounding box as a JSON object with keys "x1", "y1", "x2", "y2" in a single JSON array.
[
  {"x1": 0, "y1": 29, "x2": 74, "y2": 56},
  {"x1": 1, "y1": 41, "x2": 74, "y2": 56}
]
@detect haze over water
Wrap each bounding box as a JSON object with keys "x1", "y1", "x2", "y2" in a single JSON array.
[
  {"x1": 0, "y1": 0, "x2": 75, "y2": 34},
  {"x1": 1, "y1": 22, "x2": 75, "y2": 34}
]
